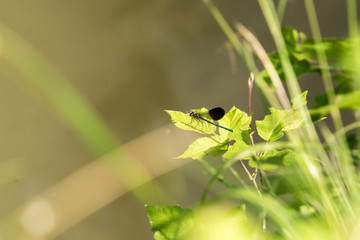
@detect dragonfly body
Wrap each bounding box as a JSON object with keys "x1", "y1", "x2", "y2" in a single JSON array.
[{"x1": 190, "y1": 107, "x2": 233, "y2": 132}]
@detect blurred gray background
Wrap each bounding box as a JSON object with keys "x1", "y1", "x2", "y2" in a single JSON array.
[{"x1": 0, "y1": 0, "x2": 354, "y2": 239}]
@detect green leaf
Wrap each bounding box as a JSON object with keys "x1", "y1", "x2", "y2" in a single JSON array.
[
  {"x1": 291, "y1": 58, "x2": 312, "y2": 79},
  {"x1": 256, "y1": 109, "x2": 285, "y2": 142},
  {"x1": 220, "y1": 205, "x2": 248, "y2": 236},
  {"x1": 256, "y1": 108, "x2": 303, "y2": 142},
  {"x1": 263, "y1": 174, "x2": 295, "y2": 196},
  {"x1": 299, "y1": 37, "x2": 357, "y2": 72},
  {"x1": 168, "y1": 107, "x2": 249, "y2": 159},
  {"x1": 291, "y1": 91, "x2": 308, "y2": 110},
  {"x1": 352, "y1": 150, "x2": 360, "y2": 166},
  {"x1": 346, "y1": 134, "x2": 358, "y2": 150},
  {"x1": 221, "y1": 106, "x2": 251, "y2": 137},
  {"x1": 189, "y1": 205, "x2": 249, "y2": 239},
  {"x1": 337, "y1": 90, "x2": 360, "y2": 110},
  {"x1": 282, "y1": 27, "x2": 299, "y2": 53},
  {"x1": 223, "y1": 130, "x2": 252, "y2": 159},
  {"x1": 177, "y1": 135, "x2": 228, "y2": 159},
  {"x1": 249, "y1": 149, "x2": 296, "y2": 171},
  {"x1": 260, "y1": 27, "x2": 313, "y2": 84},
  {"x1": 297, "y1": 36, "x2": 360, "y2": 74},
  {"x1": 313, "y1": 93, "x2": 329, "y2": 109},
  {"x1": 146, "y1": 205, "x2": 194, "y2": 240},
  {"x1": 299, "y1": 205, "x2": 316, "y2": 217},
  {"x1": 300, "y1": 37, "x2": 349, "y2": 59},
  {"x1": 313, "y1": 74, "x2": 354, "y2": 109},
  {"x1": 224, "y1": 205, "x2": 247, "y2": 223},
  {"x1": 333, "y1": 74, "x2": 354, "y2": 94},
  {"x1": 165, "y1": 109, "x2": 216, "y2": 134},
  {"x1": 310, "y1": 90, "x2": 360, "y2": 116},
  {"x1": 261, "y1": 54, "x2": 312, "y2": 84},
  {"x1": 338, "y1": 39, "x2": 360, "y2": 73}
]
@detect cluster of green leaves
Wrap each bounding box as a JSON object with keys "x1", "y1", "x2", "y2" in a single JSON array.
[
  {"x1": 261, "y1": 27, "x2": 360, "y2": 118},
  {"x1": 166, "y1": 90, "x2": 306, "y2": 171},
  {"x1": 261, "y1": 26, "x2": 360, "y2": 158},
  {"x1": 146, "y1": 204, "x2": 250, "y2": 240},
  {"x1": 145, "y1": 92, "x2": 308, "y2": 239},
  {"x1": 165, "y1": 107, "x2": 251, "y2": 159},
  {"x1": 146, "y1": 26, "x2": 360, "y2": 240}
]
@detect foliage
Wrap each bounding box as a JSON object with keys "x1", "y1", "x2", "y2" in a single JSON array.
[
  {"x1": 146, "y1": 205, "x2": 194, "y2": 240},
  {"x1": 147, "y1": 1, "x2": 360, "y2": 239}
]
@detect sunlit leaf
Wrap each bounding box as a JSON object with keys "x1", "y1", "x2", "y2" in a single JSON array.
[
  {"x1": 165, "y1": 109, "x2": 216, "y2": 134},
  {"x1": 256, "y1": 108, "x2": 303, "y2": 142},
  {"x1": 291, "y1": 91, "x2": 308, "y2": 110},
  {"x1": 177, "y1": 135, "x2": 228, "y2": 159},
  {"x1": 221, "y1": 107, "x2": 251, "y2": 139},
  {"x1": 223, "y1": 130, "x2": 252, "y2": 159}
]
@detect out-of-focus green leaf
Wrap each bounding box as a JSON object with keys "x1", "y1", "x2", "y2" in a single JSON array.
[
  {"x1": 299, "y1": 37, "x2": 360, "y2": 73},
  {"x1": 188, "y1": 204, "x2": 251, "y2": 240},
  {"x1": 311, "y1": 90, "x2": 360, "y2": 117},
  {"x1": 346, "y1": 134, "x2": 358, "y2": 150},
  {"x1": 313, "y1": 74, "x2": 354, "y2": 109},
  {"x1": 260, "y1": 27, "x2": 313, "y2": 84},
  {"x1": 261, "y1": 53, "x2": 312, "y2": 84},
  {"x1": 249, "y1": 149, "x2": 296, "y2": 171},
  {"x1": 337, "y1": 90, "x2": 360, "y2": 110},
  {"x1": 300, "y1": 38, "x2": 350, "y2": 60},
  {"x1": 263, "y1": 174, "x2": 295, "y2": 196},
  {"x1": 352, "y1": 150, "x2": 360, "y2": 166},
  {"x1": 282, "y1": 27, "x2": 299, "y2": 53},
  {"x1": 291, "y1": 90, "x2": 308, "y2": 110},
  {"x1": 146, "y1": 205, "x2": 194, "y2": 240}
]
